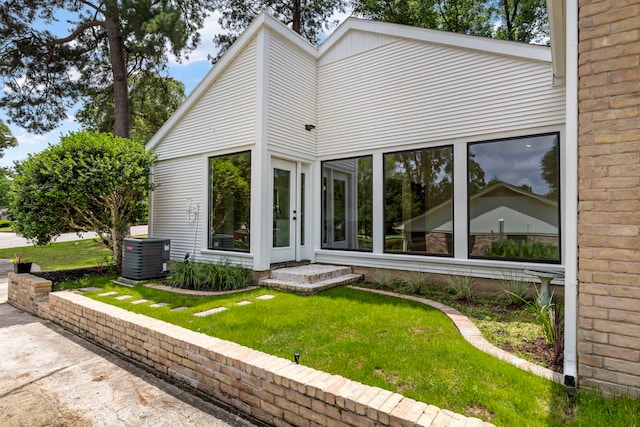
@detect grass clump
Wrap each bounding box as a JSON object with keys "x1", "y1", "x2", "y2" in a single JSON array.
[
  {"x1": 372, "y1": 269, "x2": 399, "y2": 289},
  {"x1": 167, "y1": 259, "x2": 252, "y2": 291},
  {"x1": 444, "y1": 272, "x2": 475, "y2": 301},
  {"x1": 400, "y1": 271, "x2": 431, "y2": 295},
  {"x1": 500, "y1": 271, "x2": 534, "y2": 305}
]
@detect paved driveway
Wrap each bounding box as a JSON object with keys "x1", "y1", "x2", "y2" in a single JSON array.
[{"x1": 0, "y1": 279, "x2": 258, "y2": 427}]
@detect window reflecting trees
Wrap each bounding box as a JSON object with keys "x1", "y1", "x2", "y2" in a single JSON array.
[
  {"x1": 208, "y1": 151, "x2": 251, "y2": 251},
  {"x1": 384, "y1": 146, "x2": 454, "y2": 255}
]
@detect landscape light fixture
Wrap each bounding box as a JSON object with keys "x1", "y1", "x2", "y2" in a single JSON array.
[{"x1": 294, "y1": 352, "x2": 300, "y2": 364}]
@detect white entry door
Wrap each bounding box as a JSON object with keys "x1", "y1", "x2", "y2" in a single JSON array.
[{"x1": 271, "y1": 159, "x2": 297, "y2": 263}]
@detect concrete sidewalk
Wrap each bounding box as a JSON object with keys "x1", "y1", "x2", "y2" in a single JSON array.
[{"x1": 0, "y1": 278, "x2": 257, "y2": 427}]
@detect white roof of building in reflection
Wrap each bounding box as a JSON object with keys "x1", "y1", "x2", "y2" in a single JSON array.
[{"x1": 396, "y1": 182, "x2": 558, "y2": 235}]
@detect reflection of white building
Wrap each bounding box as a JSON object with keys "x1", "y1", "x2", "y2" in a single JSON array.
[{"x1": 395, "y1": 182, "x2": 558, "y2": 254}]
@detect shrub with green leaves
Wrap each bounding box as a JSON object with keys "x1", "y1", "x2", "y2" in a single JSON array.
[{"x1": 168, "y1": 259, "x2": 252, "y2": 292}]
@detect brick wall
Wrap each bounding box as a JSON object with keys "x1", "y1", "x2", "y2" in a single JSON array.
[
  {"x1": 577, "y1": 0, "x2": 640, "y2": 396},
  {"x1": 7, "y1": 272, "x2": 52, "y2": 315},
  {"x1": 42, "y1": 291, "x2": 489, "y2": 427}
]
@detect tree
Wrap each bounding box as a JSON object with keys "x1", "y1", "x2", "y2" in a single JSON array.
[
  {"x1": 77, "y1": 72, "x2": 186, "y2": 145},
  {"x1": 494, "y1": 0, "x2": 548, "y2": 43},
  {"x1": 540, "y1": 136, "x2": 559, "y2": 199},
  {"x1": 352, "y1": 0, "x2": 548, "y2": 43},
  {"x1": 0, "y1": 172, "x2": 12, "y2": 209},
  {"x1": 211, "y1": 0, "x2": 347, "y2": 60},
  {"x1": 352, "y1": 0, "x2": 437, "y2": 27},
  {"x1": 209, "y1": 156, "x2": 250, "y2": 235},
  {"x1": 0, "y1": 0, "x2": 214, "y2": 138},
  {"x1": 0, "y1": 119, "x2": 18, "y2": 158},
  {"x1": 10, "y1": 131, "x2": 156, "y2": 272}
]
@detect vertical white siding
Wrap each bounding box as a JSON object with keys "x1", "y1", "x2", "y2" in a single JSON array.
[
  {"x1": 267, "y1": 32, "x2": 317, "y2": 159},
  {"x1": 317, "y1": 39, "x2": 565, "y2": 157},
  {"x1": 155, "y1": 38, "x2": 259, "y2": 160},
  {"x1": 150, "y1": 156, "x2": 205, "y2": 262}
]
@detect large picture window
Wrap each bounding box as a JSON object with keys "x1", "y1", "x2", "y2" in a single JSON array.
[
  {"x1": 468, "y1": 134, "x2": 560, "y2": 262},
  {"x1": 208, "y1": 151, "x2": 251, "y2": 252},
  {"x1": 322, "y1": 156, "x2": 373, "y2": 251},
  {"x1": 384, "y1": 146, "x2": 454, "y2": 256}
]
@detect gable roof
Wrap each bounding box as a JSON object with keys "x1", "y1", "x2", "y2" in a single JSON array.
[{"x1": 147, "y1": 12, "x2": 555, "y2": 151}]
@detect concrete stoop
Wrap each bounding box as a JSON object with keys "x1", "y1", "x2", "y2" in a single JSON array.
[{"x1": 259, "y1": 264, "x2": 363, "y2": 295}]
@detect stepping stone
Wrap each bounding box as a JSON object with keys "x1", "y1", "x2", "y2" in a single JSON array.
[
  {"x1": 256, "y1": 294, "x2": 275, "y2": 300},
  {"x1": 236, "y1": 300, "x2": 252, "y2": 306},
  {"x1": 79, "y1": 287, "x2": 101, "y2": 292},
  {"x1": 150, "y1": 302, "x2": 169, "y2": 308},
  {"x1": 131, "y1": 299, "x2": 149, "y2": 305},
  {"x1": 115, "y1": 295, "x2": 133, "y2": 300},
  {"x1": 194, "y1": 307, "x2": 228, "y2": 317},
  {"x1": 99, "y1": 291, "x2": 118, "y2": 296},
  {"x1": 170, "y1": 306, "x2": 188, "y2": 312}
]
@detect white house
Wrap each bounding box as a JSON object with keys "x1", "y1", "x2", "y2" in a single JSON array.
[
  {"x1": 147, "y1": 12, "x2": 578, "y2": 383},
  {"x1": 144, "y1": 0, "x2": 640, "y2": 395},
  {"x1": 147, "y1": 12, "x2": 566, "y2": 274}
]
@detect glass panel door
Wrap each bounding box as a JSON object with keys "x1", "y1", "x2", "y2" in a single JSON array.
[
  {"x1": 271, "y1": 159, "x2": 297, "y2": 263},
  {"x1": 273, "y1": 168, "x2": 291, "y2": 248}
]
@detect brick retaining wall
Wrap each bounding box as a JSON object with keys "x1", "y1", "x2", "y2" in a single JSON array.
[
  {"x1": 7, "y1": 272, "x2": 52, "y2": 315},
  {"x1": 7, "y1": 275, "x2": 490, "y2": 427}
]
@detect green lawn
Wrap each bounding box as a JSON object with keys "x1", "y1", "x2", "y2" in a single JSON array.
[
  {"x1": 0, "y1": 239, "x2": 112, "y2": 270},
  {"x1": 70, "y1": 278, "x2": 640, "y2": 427}
]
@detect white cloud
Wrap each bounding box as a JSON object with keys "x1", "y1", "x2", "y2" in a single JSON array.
[{"x1": 16, "y1": 131, "x2": 48, "y2": 146}]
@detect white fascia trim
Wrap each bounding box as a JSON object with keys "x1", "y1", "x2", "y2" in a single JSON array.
[
  {"x1": 547, "y1": 0, "x2": 567, "y2": 84},
  {"x1": 320, "y1": 17, "x2": 552, "y2": 63},
  {"x1": 147, "y1": 12, "x2": 318, "y2": 152}
]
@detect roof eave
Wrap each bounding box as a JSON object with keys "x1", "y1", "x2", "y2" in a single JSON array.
[{"x1": 320, "y1": 17, "x2": 552, "y2": 63}]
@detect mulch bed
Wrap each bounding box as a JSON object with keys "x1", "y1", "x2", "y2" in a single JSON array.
[{"x1": 34, "y1": 267, "x2": 109, "y2": 286}]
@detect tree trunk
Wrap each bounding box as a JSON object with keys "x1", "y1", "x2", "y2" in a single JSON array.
[
  {"x1": 293, "y1": 0, "x2": 301, "y2": 34},
  {"x1": 104, "y1": 1, "x2": 131, "y2": 139},
  {"x1": 111, "y1": 207, "x2": 124, "y2": 274}
]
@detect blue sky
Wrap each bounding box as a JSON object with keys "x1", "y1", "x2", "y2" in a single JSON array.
[{"x1": 0, "y1": 9, "x2": 350, "y2": 169}]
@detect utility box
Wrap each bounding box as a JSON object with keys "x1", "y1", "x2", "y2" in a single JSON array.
[{"x1": 122, "y1": 238, "x2": 170, "y2": 281}]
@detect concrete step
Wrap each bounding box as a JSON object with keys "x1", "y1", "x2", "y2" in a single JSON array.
[
  {"x1": 260, "y1": 273, "x2": 363, "y2": 295},
  {"x1": 269, "y1": 264, "x2": 353, "y2": 284}
]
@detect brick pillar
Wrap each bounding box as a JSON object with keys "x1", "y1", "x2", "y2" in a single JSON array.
[
  {"x1": 577, "y1": 0, "x2": 640, "y2": 396},
  {"x1": 7, "y1": 272, "x2": 52, "y2": 316}
]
